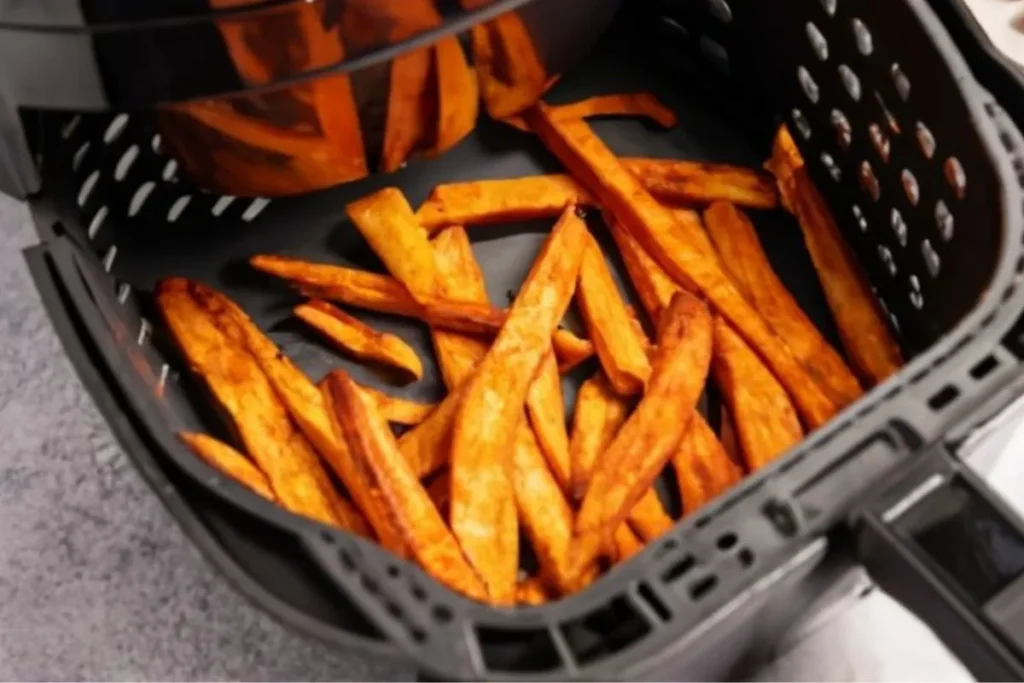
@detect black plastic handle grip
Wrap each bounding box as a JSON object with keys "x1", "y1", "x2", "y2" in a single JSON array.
[{"x1": 854, "y1": 450, "x2": 1024, "y2": 681}]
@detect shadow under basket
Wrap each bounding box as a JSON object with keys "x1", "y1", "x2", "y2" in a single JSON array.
[{"x1": 21, "y1": 0, "x2": 1024, "y2": 679}]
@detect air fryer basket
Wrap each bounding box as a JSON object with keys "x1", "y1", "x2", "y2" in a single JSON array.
[{"x1": 18, "y1": 0, "x2": 1024, "y2": 679}]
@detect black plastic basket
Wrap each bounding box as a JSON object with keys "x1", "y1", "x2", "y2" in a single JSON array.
[{"x1": 15, "y1": 0, "x2": 1024, "y2": 679}]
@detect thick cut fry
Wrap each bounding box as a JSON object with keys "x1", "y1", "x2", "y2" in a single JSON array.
[
  {"x1": 471, "y1": 11, "x2": 549, "y2": 119},
  {"x1": 704, "y1": 202, "x2": 862, "y2": 408},
  {"x1": 573, "y1": 292, "x2": 713, "y2": 579},
  {"x1": 525, "y1": 352, "x2": 572, "y2": 493},
  {"x1": 179, "y1": 432, "x2": 276, "y2": 502},
  {"x1": 432, "y1": 37, "x2": 479, "y2": 156},
  {"x1": 713, "y1": 317, "x2": 803, "y2": 471},
  {"x1": 449, "y1": 206, "x2": 587, "y2": 603},
  {"x1": 516, "y1": 577, "x2": 550, "y2": 606},
  {"x1": 627, "y1": 490, "x2": 674, "y2": 542},
  {"x1": 188, "y1": 282, "x2": 404, "y2": 553},
  {"x1": 347, "y1": 188, "x2": 443, "y2": 301},
  {"x1": 524, "y1": 107, "x2": 837, "y2": 428},
  {"x1": 415, "y1": 161, "x2": 775, "y2": 230},
  {"x1": 612, "y1": 524, "x2": 645, "y2": 563},
  {"x1": 719, "y1": 405, "x2": 743, "y2": 467},
  {"x1": 569, "y1": 372, "x2": 630, "y2": 500},
  {"x1": 322, "y1": 371, "x2": 488, "y2": 601},
  {"x1": 317, "y1": 380, "x2": 436, "y2": 426},
  {"x1": 156, "y1": 279, "x2": 364, "y2": 533},
  {"x1": 504, "y1": 92, "x2": 678, "y2": 132},
  {"x1": 768, "y1": 128, "x2": 903, "y2": 386},
  {"x1": 381, "y1": 48, "x2": 434, "y2": 173},
  {"x1": 295, "y1": 300, "x2": 424, "y2": 381},
  {"x1": 399, "y1": 387, "x2": 464, "y2": 479},
  {"x1": 607, "y1": 216, "x2": 683, "y2": 324},
  {"x1": 577, "y1": 232, "x2": 651, "y2": 395},
  {"x1": 250, "y1": 254, "x2": 592, "y2": 368},
  {"x1": 673, "y1": 413, "x2": 744, "y2": 516}
]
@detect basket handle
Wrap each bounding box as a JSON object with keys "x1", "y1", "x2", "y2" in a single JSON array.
[{"x1": 853, "y1": 448, "x2": 1024, "y2": 681}]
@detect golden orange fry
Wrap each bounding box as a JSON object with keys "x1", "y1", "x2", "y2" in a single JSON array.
[
  {"x1": 431, "y1": 36, "x2": 480, "y2": 156},
  {"x1": 713, "y1": 316, "x2": 803, "y2": 471},
  {"x1": 323, "y1": 371, "x2": 489, "y2": 602},
  {"x1": 554, "y1": 329, "x2": 596, "y2": 373},
  {"x1": 606, "y1": 216, "x2": 684, "y2": 324},
  {"x1": 179, "y1": 432, "x2": 276, "y2": 502},
  {"x1": 612, "y1": 524, "x2": 645, "y2": 563},
  {"x1": 471, "y1": 11, "x2": 550, "y2": 119},
  {"x1": 768, "y1": 127, "x2": 904, "y2": 386},
  {"x1": 577, "y1": 232, "x2": 651, "y2": 395},
  {"x1": 568, "y1": 371, "x2": 630, "y2": 501},
  {"x1": 516, "y1": 577, "x2": 551, "y2": 606},
  {"x1": 704, "y1": 201, "x2": 862, "y2": 408},
  {"x1": 503, "y1": 92, "x2": 678, "y2": 132},
  {"x1": 449, "y1": 206, "x2": 587, "y2": 603},
  {"x1": 673, "y1": 412, "x2": 744, "y2": 516},
  {"x1": 525, "y1": 352, "x2": 572, "y2": 493},
  {"x1": 573, "y1": 291, "x2": 713, "y2": 580},
  {"x1": 317, "y1": 379, "x2": 436, "y2": 426},
  {"x1": 628, "y1": 158, "x2": 777, "y2": 210},
  {"x1": 627, "y1": 490, "x2": 674, "y2": 542},
  {"x1": 523, "y1": 106, "x2": 837, "y2": 428},
  {"x1": 381, "y1": 47, "x2": 434, "y2": 173},
  {"x1": 295, "y1": 300, "x2": 424, "y2": 381}
]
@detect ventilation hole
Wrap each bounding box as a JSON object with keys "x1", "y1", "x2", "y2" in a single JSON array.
[
  {"x1": 72, "y1": 142, "x2": 91, "y2": 172},
  {"x1": 212, "y1": 195, "x2": 236, "y2": 217},
  {"x1": 875, "y1": 92, "x2": 901, "y2": 134},
  {"x1": 909, "y1": 274, "x2": 924, "y2": 310},
  {"x1": 128, "y1": 181, "x2": 156, "y2": 217},
  {"x1": 162, "y1": 159, "x2": 179, "y2": 182},
  {"x1": 433, "y1": 605, "x2": 453, "y2": 623},
  {"x1": 242, "y1": 197, "x2": 271, "y2": 222},
  {"x1": 151, "y1": 134, "x2": 163, "y2": 154},
  {"x1": 945, "y1": 157, "x2": 967, "y2": 199},
  {"x1": 891, "y1": 63, "x2": 911, "y2": 101},
  {"x1": 103, "y1": 114, "x2": 130, "y2": 144},
  {"x1": 716, "y1": 533, "x2": 738, "y2": 551},
  {"x1": 689, "y1": 575, "x2": 718, "y2": 601},
  {"x1": 798, "y1": 66, "x2": 820, "y2": 103},
  {"x1": 410, "y1": 627, "x2": 426, "y2": 643},
  {"x1": 831, "y1": 109, "x2": 852, "y2": 149},
  {"x1": 806, "y1": 22, "x2": 829, "y2": 61},
  {"x1": 792, "y1": 109, "x2": 812, "y2": 140},
  {"x1": 319, "y1": 530, "x2": 335, "y2": 545},
  {"x1": 78, "y1": 170, "x2": 99, "y2": 207},
  {"x1": 695, "y1": 515, "x2": 712, "y2": 528},
  {"x1": 385, "y1": 601, "x2": 402, "y2": 619},
  {"x1": 662, "y1": 555, "x2": 696, "y2": 583},
  {"x1": 838, "y1": 65, "x2": 862, "y2": 101},
  {"x1": 878, "y1": 244, "x2": 897, "y2": 276},
  {"x1": 361, "y1": 575, "x2": 379, "y2": 594},
  {"x1": 87, "y1": 205, "x2": 108, "y2": 239},
  {"x1": 386, "y1": 564, "x2": 400, "y2": 578},
  {"x1": 114, "y1": 145, "x2": 139, "y2": 182},
  {"x1": 820, "y1": 0, "x2": 836, "y2": 16},
  {"x1": 698, "y1": 35, "x2": 730, "y2": 73},
  {"x1": 636, "y1": 583, "x2": 671, "y2": 622},
  {"x1": 102, "y1": 245, "x2": 118, "y2": 273},
  {"x1": 869, "y1": 124, "x2": 890, "y2": 162},
  {"x1": 922, "y1": 239, "x2": 940, "y2": 277},
  {"x1": 928, "y1": 384, "x2": 959, "y2": 410},
  {"x1": 411, "y1": 583, "x2": 428, "y2": 601},
  {"x1": 821, "y1": 152, "x2": 841, "y2": 181},
  {"x1": 852, "y1": 18, "x2": 873, "y2": 55},
  {"x1": 707, "y1": 0, "x2": 732, "y2": 23},
  {"x1": 890, "y1": 209, "x2": 908, "y2": 247},
  {"x1": 61, "y1": 115, "x2": 82, "y2": 140},
  {"x1": 900, "y1": 170, "x2": 920, "y2": 206},
  {"x1": 167, "y1": 195, "x2": 191, "y2": 223},
  {"x1": 916, "y1": 122, "x2": 936, "y2": 159},
  {"x1": 562, "y1": 597, "x2": 653, "y2": 667},
  {"x1": 852, "y1": 204, "x2": 868, "y2": 231},
  {"x1": 737, "y1": 548, "x2": 756, "y2": 568},
  {"x1": 935, "y1": 200, "x2": 954, "y2": 240},
  {"x1": 970, "y1": 355, "x2": 1000, "y2": 380},
  {"x1": 859, "y1": 161, "x2": 880, "y2": 201},
  {"x1": 116, "y1": 282, "x2": 132, "y2": 304}
]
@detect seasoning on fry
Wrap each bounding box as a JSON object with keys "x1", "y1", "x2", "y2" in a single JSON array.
[
  {"x1": 503, "y1": 92, "x2": 678, "y2": 132},
  {"x1": 179, "y1": 432, "x2": 276, "y2": 502}
]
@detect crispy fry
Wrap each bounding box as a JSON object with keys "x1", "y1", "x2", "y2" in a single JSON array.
[
  {"x1": 719, "y1": 405, "x2": 742, "y2": 467},
  {"x1": 704, "y1": 201, "x2": 862, "y2": 407},
  {"x1": 323, "y1": 371, "x2": 489, "y2": 601},
  {"x1": 607, "y1": 216, "x2": 684, "y2": 324},
  {"x1": 554, "y1": 329, "x2": 596, "y2": 373},
  {"x1": 524, "y1": 107, "x2": 837, "y2": 428},
  {"x1": 347, "y1": 188, "x2": 443, "y2": 301},
  {"x1": 503, "y1": 92, "x2": 678, "y2": 132},
  {"x1": 713, "y1": 317, "x2": 803, "y2": 471},
  {"x1": 317, "y1": 380, "x2": 436, "y2": 426},
  {"x1": 568, "y1": 372, "x2": 630, "y2": 501},
  {"x1": 577, "y1": 232, "x2": 651, "y2": 395},
  {"x1": 432, "y1": 37, "x2": 479, "y2": 156},
  {"x1": 629, "y1": 159, "x2": 777, "y2": 210},
  {"x1": 188, "y1": 282, "x2": 405, "y2": 553},
  {"x1": 525, "y1": 352, "x2": 572, "y2": 493},
  {"x1": 381, "y1": 47, "x2": 435, "y2": 173},
  {"x1": 673, "y1": 413, "x2": 744, "y2": 516},
  {"x1": 179, "y1": 432, "x2": 276, "y2": 502},
  {"x1": 449, "y1": 206, "x2": 587, "y2": 603},
  {"x1": 627, "y1": 490, "x2": 674, "y2": 542},
  {"x1": 612, "y1": 524, "x2": 645, "y2": 563},
  {"x1": 573, "y1": 291, "x2": 713, "y2": 579},
  {"x1": 399, "y1": 390, "x2": 464, "y2": 479},
  {"x1": 295, "y1": 300, "x2": 424, "y2": 381},
  {"x1": 156, "y1": 279, "x2": 365, "y2": 534},
  {"x1": 471, "y1": 11, "x2": 549, "y2": 119},
  {"x1": 768, "y1": 128, "x2": 903, "y2": 386},
  {"x1": 516, "y1": 577, "x2": 551, "y2": 606}
]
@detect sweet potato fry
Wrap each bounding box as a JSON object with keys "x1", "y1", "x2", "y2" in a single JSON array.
[
  {"x1": 524, "y1": 107, "x2": 837, "y2": 428},
  {"x1": 317, "y1": 380, "x2": 436, "y2": 426},
  {"x1": 577, "y1": 232, "x2": 651, "y2": 395},
  {"x1": 431, "y1": 36, "x2": 479, "y2": 156},
  {"x1": 768, "y1": 127, "x2": 903, "y2": 386},
  {"x1": 612, "y1": 524, "x2": 645, "y2": 563},
  {"x1": 525, "y1": 352, "x2": 572, "y2": 493},
  {"x1": 449, "y1": 206, "x2": 587, "y2": 603},
  {"x1": 568, "y1": 372, "x2": 630, "y2": 500},
  {"x1": 607, "y1": 215, "x2": 684, "y2": 324},
  {"x1": 426, "y1": 470, "x2": 450, "y2": 518},
  {"x1": 179, "y1": 432, "x2": 276, "y2": 502},
  {"x1": 627, "y1": 490, "x2": 674, "y2": 542},
  {"x1": 719, "y1": 405, "x2": 742, "y2": 467},
  {"x1": 156, "y1": 279, "x2": 365, "y2": 533},
  {"x1": 471, "y1": 11, "x2": 549, "y2": 119},
  {"x1": 516, "y1": 577, "x2": 551, "y2": 606},
  {"x1": 399, "y1": 392, "x2": 463, "y2": 479},
  {"x1": 347, "y1": 188, "x2": 443, "y2": 301},
  {"x1": 554, "y1": 329, "x2": 595, "y2": 373},
  {"x1": 322, "y1": 371, "x2": 488, "y2": 602},
  {"x1": 381, "y1": 47, "x2": 434, "y2": 173},
  {"x1": 503, "y1": 92, "x2": 678, "y2": 132},
  {"x1": 187, "y1": 281, "x2": 405, "y2": 553},
  {"x1": 673, "y1": 413, "x2": 744, "y2": 516},
  {"x1": 704, "y1": 201, "x2": 862, "y2": 408},
  {"x1": 572, "y1": 291, "x2": 712, "y2": 579},
  {"x1": 629, "y1": 159, "x2": 778, "y2": 210},
  {"x1": 713, "y1": 317, "x2": 803, "y2": 471},
  {"x1": 295, "y1": 300, "x2": 424, "y2": 381}
]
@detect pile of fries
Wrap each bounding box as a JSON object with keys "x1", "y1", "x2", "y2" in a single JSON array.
[{"x1": 160, "y1": 93, "x2": 903, "y2": 606}]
